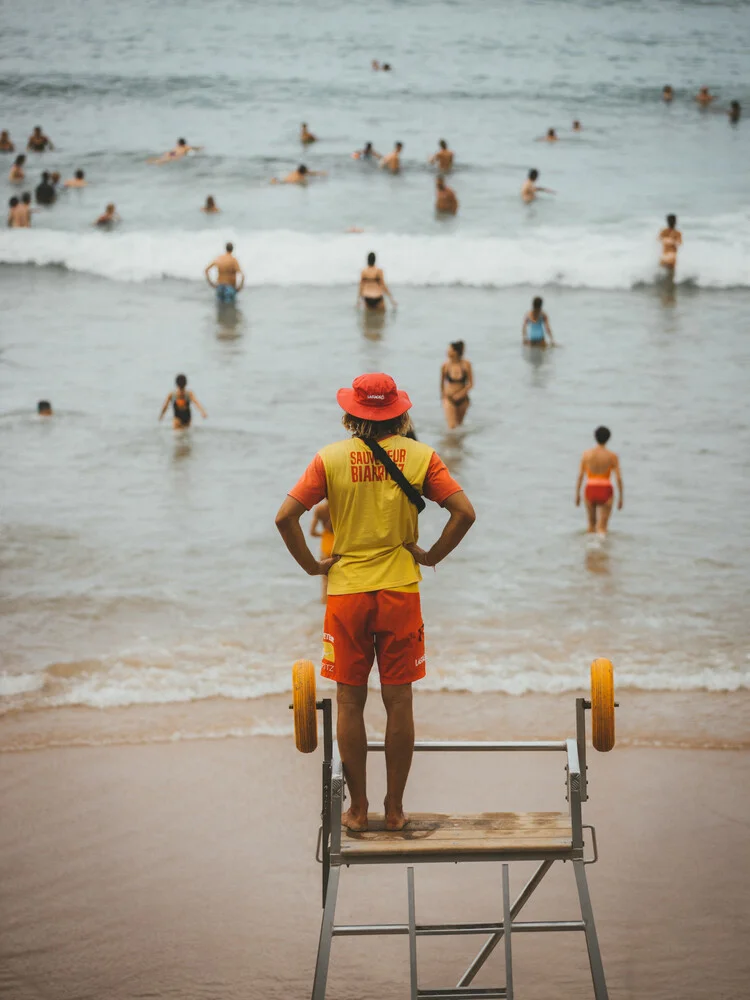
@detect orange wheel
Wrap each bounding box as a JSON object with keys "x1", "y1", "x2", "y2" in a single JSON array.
[
  {"x1": 292, "y1": 660, "x2": 318, "y2": 753},
  {"x1": 590, "y1": 658, "x2": 615, "y2": 752}
]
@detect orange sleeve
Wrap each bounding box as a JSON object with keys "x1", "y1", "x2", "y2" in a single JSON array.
[
  {"x1": 422, "y1": 452, "x2": 462, "y2": 506},
  {"x1": 288, "y1": 453, "x2": 327, "y2": 510}
]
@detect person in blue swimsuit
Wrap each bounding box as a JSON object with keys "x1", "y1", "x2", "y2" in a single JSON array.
[
  {"x1": 205, "y1": 243, "x2": 244, "y2": 303},
  {"x1": 522, "y1": 296, "x2": 555, "y2": 347}
]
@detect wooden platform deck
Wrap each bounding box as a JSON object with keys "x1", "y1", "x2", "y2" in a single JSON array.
[{"x1": 339, "y1": 812, "x2": 572, "y2": 860}]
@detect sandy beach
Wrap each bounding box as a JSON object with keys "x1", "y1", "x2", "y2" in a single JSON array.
[{"x1": 1, "y1": 723, "x2": 749, "y2": 1000}]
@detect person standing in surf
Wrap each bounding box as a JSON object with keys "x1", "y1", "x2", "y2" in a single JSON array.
[
  {"x1": 521, "y1": 168, "x2": 554, "y2": 203},
  {"x1": 435, "y1": 175, "x2": 458, "y2": 215},
  {"x1": 276, "y1": 373, "x2": 475, "y2": 832},
  {"x1": 522, "y1": 296, "x2": 555, "y2": 347},
  {"x1": 575, "y1": 426, "x2": 623, "y2": 536},
  {"x1": 205, "y1": 242, "x2": 245, "y2": 303},
  {"x1": 659, "y1": 215, "x2": 682, "y2": 275},
  {"x1": 357, "y1": 252, "x2": 396, "y2": 312},
  {"x1": 429, "y1": 139, "x2": 454, "y2": 171},
  {"x1": 158, "y1": 374, "x2": 207, "y2": 430},
  {"x1": 440, "y1": 341, "x2": 473, "y2": 429}
]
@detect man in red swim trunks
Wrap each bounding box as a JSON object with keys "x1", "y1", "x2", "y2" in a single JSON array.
[
  {"x1": 275, "y1": 373, "x2": 476, "y2": 832},
  {"x1": 575, "y1": 426, "x2": 624, "y2": 536}
]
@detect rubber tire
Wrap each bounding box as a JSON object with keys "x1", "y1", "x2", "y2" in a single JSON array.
[
  {"x1": 293, "y1": 659, "x2": 318, "y2": 754},
  {"x1": 590, "y1": 658, "x2": 615, "y2": 752}
]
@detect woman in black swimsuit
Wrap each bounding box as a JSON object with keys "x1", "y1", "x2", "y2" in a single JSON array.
[
  {"x1": 440, "y1": 340, "x2": 473, "y2": 429},
  {"x1": 357, "y1": 251, "x2": 396, "y2": 312},
  {"x1": 158, "y1": 373, "x2": 208, "y2": 430}
]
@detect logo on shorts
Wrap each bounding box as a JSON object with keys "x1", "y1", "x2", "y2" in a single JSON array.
[
  {"x1": 415, "y1": 654, "x2": 426, "y2": 667},
  {"x1": 323, "y1": 632, "x2": 334, "y2": 643}
]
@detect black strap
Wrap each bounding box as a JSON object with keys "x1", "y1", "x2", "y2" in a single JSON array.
[{"x1": 358, "y1": 437, "x2": 426, "y2": 513}]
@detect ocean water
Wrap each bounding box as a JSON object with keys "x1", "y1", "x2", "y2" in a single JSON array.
[{"x1": 2, "y1": 0, "x2": 750, "y2": 739}]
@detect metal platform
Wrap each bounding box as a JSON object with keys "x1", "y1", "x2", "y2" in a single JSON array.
[{"x1": 308, "y1": 698, "x2": 610, "y2": 1000}]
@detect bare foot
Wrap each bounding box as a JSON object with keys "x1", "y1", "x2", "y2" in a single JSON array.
[
  {"x1": 342, "y1": 808, "x2": 368, "y2": 832},
  {"x1": 384, "y1": 798, "x2": 409, "y2": 831}
]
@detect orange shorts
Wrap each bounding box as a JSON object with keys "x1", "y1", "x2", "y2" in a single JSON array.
[{"x1": 322, "y1": 590, "x2": 426, "y2": 686}]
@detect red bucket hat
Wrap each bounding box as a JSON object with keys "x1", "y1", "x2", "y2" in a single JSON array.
[{"x1": 337, "y1": 373, "x2": 412, "y2": 421}]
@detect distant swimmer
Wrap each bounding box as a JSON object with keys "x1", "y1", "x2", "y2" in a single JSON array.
[
  {"x1": 50, "y1": 171, "x2": 61, "y2": 188},
  {"x1": 372, "y1": 59, "x2": 381, "y2": 70},
  {"x1": 310, "y1": 499, "x2": 334, "y2": 601},
  {"x1": 27, "y1": 126, "x2": 54, "y2": 152},
  {"x1": 441, "y1": 340, "x2": 473, "y2": 429},
  {"x1": 575, "y1": 426, "x2": 623, "y2": 536},
  {"x1": 7, "y1": 196, "x2": 19, "y2": 227},
  {"x1": 435, "y1": 175, "x2": 458, "y2": 215},
  {"x1": 357, "y1": 251, "x2": 396, "y2": 312},
  {"x1": 537, "y1": 127, "x2": 558, "y2": 142},
  {"x1": 352, "y1": 142, "x2": 381, "y2": 160},
  {"x1": 35, "y1": 171, "x2": 56, "y2": 205},
  {"x1": 95, "y1": 203, "x2": 120, "y2": 227},
  {"x1": 148, "y1": 138, "x2": 203, "y2": 164},
  {"x1": 37, "y1": 400, "x2": 53, "y2": 416},
  {"x1": 64, "y1": 169, "x2": 87, "y2": 188},
  {"x1": 522, "y1": 296, "x2": 555, "y2": 347},
  {"x1": 300, "y1": 122, "x2": 317, "y2": 144},
  {"x1": 728, "y1": 100, "x2": 741, "y2": 124},
  {"x1": 430, "y1": 139, "x2": 454, "y2": 171},
  {"x1": 159, "y1": 374, "x2": 207, "y2": 430},
  {"x1": 201, "y1": 195, "x2": 220, "y2": 213},
  {"x1": 0, "y1": 130, "x2": 14, "y2": 152},
  {"x1": 662, "y1": 85, "x2": 674, "y2": 103},
  {"x1": 572, "y1": 120, "x2": 582, "y2": 132},
  {"x1": 270, "y1": 164, "x2": 326, "y2": 184},
  {"x1": 9, "y1": 154, "x2": 25, "y2": 183},
  {"x1": 659, "y1": 214, "x2": 682, "y2": 274},
  {"x1": 695, "y1": 86, "x2": 716, "y2": 106},
  {"x1": 205, "y1": 241, "x2": 245, "y2": 303},
  {"x1": 382, "y1": 63, "x2": 392, "y2": 71},
  {"x1": 521, "y1": 168, "x2": 555, "y2": 203},
  {"x1": 19, "y1": 192, "x2": 33, "y2": 226},
  {"x1": 380, "y1": 142, "x2": 403, "y2": 173}
]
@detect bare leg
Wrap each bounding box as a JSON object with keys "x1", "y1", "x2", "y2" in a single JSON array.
[
  {"x1": 454, "y1": 397, "x2": 470, "y2": 427},
  {"x1": 442, "y1": 397, "x2": 459, "y2": 429},
  {"x1": 336, "y1": 683, "x2": 369, "y2": 831},
  {"x1": 584, "y1": 500, "x2": 597, "y2": 533},
  {"x1": 596, "y1": 499, "x2": 614, "y2": 536},
  {"x1": 381, "y1": 683, "x2": 415, "y2": 830}
]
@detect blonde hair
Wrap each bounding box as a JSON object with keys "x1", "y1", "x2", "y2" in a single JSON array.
[{"x1": 342, "y1": 412, "x2": 413, "y2": 439}]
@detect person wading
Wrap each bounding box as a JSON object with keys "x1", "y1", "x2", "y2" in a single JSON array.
[{"x1": 275, "y1": 373, "x2": 475, "y2": 831}]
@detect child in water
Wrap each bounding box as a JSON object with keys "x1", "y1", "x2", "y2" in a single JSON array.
[
  {"x1": 158, "y1": 374, "x2": 208, "y2": 430},
  {"x1": 522, "y1": 297, "x2": 555, "y2": 347}
]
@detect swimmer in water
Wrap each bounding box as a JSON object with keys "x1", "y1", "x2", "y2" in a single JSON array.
[
  {"x1": 300, "y1": 122, "x2": 317, "y2": 144},
  {"x1": 371, "y1": 59, "x2": 380, "y2": 70},
  {"x1": 201, "y1": 195, "x2": 220, "y2": 213},
  {"x1": 310, "y1": 499, "x2": 335, "y2": 601},
  {"x1": 728, "y1": 100, "x2": 741, "y2": 124},
  {"x1": 429, "y1": 139, "x2": 454, "y2": 171},
  {"x1": 159, "y1": 374, "x2": 208, "y2": 430},
  {"x1": 352, "y1": 141, "x2": 381, "y2": 160},
  {"x1": 50, "y1": 171, "x2": 61, "y2": 188},
  {"x1": 7, "y1": 196, "x2": 19, "y2": 227},
  {"x1": 37, "y1": 400, "x2": 53, "y2": 416},
  {"x1": 382, "y1": 63, "x2": 392, "y2": 71},
  {"x1": 572, "y1": 120, "x2": 582, "y2": 132},
  {"x1": 662, "y1": 85, "x2": 674, "y2": 103},
  {"x1": 380, "y1": 142, "x2": 403, "y2": 173},
  {"x1": 0, "y1": 130, "x2": 14, "y2": 152},
  {"x1": 522, "y1": 296, "x2": 555, "y2": 347},
  {"x1": 695, "y1": 86, "x2": 716, "y2": 106},
  {"x1": 441, "y1": 340, "x2": 473, "y2": 430},
  {"x1": 94, "y1": 203, "x2": 120, "y2": 227},
  {"x1": 148, "y1": 138, "x2": 203, "y2": 164},
  {"x1": 64, "y1": 169, "x2": 87, "y2": 188},
  {"x1": 27, "y1": 126, "x2": 54, "y2": 152},
  {"x1": 35, "y1": 172, "x2": 56, "y2": 205},
  {"x1": 521, "y1": 168, "x2": 555, "y2": 203},
  {"x1": 357, "y1": 251, "x2": 396, "y2": 312},
  {"x1": 575, "y1": 426, "x2": 623, "y2": 536},
  {"x1": 538, "y1": 128, "x2": 558, "y2": 142},
  {"x1": 270, "y1": 164, "x2": 327, "y2": 184},
  {"x1": 205, "y1": 242, "x2": 244, "y2": 303},
  {"x1": 10, "y1": 192, "x2": 33, "y2": 228},
  {"x1": 659, "y1": 214, "x2": 682, "y2": 274},
  {"x1": 435, "y1": 175, "x2": 458, "y2": 215},
  {"x1": 9, "y1": 154, "x2": 25, "y2": 183}
]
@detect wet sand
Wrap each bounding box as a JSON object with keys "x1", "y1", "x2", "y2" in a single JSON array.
[{"x1": 1, "y1": 735, "x2": 748, "y2": 1000}]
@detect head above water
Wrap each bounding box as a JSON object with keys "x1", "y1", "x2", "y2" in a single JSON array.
[
  {"x1": 382, "y1": 63, "x2": 391, "y2": 71},
  {"x1": 730, "y1": 100, "x2": 740, "y2": 112},
  {"x1": 532, "y1": 296, "x2": 543, "y2": 310},
  {"x1": 547, "y1": 128, "x2": 556, "y2": 137},
  {"x1": 298, "y1": 164, "x2": 308, "y2": 175},
  {"x1": 15, "y1": 154, "x2": 25, "y2": 166},
  {"x1": 367, "y1": 251, "x2": 376, "y2": 266},
  {"x1": 75, "y1": 169, "x2": 85, "y2": 180},
  {"x1": 22, "y1": 192, "x2": 31, "y2": 204},
  {"x1": 205, "y1": 195, "x2": 215, "y2": 208},
  {"x1": 395, "y1": 141, "x2": 403, "y2": 151},
  {"x1": 364, "y1": 142, "x2": 373, "y2": 153},
  {"x1": 439, "y1": 139, "x2": 447, "y2": 149},
  {"x1": 41, "y1": 171, "x2": 49, "y2": 182},
  {"x1": 572, "y1": 120, "x2": 581, "y2": 128},
  {"x1": 37, "y1": 400, "x2": 52, "y2": 415},
  {"x1": 0, "y1": 130, "x2": 8, "y2": 139},
  {"x1": 33, "y1": 126, "x2": 42, "y2": 135},
  {"x1": 9, "y1": 196, "x2": 18, "y2": 207},
  {"x1": 663, "y1": 84, "x2": 673, "y2": 93},
  {"x1": 226, "y1": 242, "x2": 233, "y2": 253},
  {"x1": 449, "y1": 340, "x2": 465, "y2": 359},
  {"x1": 595, "y1": 426, "x2": 611, "y2": 445},
  {"x1": 175, "y1": 374, "x2": 188, "y2": 389},
  {"x1": 178, "y1": 138, "x2": 187, "y2": 146},
  {"x1": 528, "y1": 168, "x2": 539, "y2": 180},
  {"x1": 666, "y1": 214, "x2": 677, "y2": 228},
  {"x1": 105, "y1": 203, "x2": 115, "y2": 213}
]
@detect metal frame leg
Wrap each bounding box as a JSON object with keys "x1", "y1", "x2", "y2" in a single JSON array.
[
  {"x1": 573, "y1": 860, "x2": 608, "y2": 1000},
  {"x1": 407, "y1": 867, "x2": 418, "y2": 1000},
  {"x1": 311, "y1": 865, "x2": 341, "y2": 1000},
  {"x1": 502, "y1": 865, "x2": 514, "y2": 1000}
]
